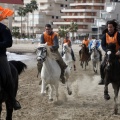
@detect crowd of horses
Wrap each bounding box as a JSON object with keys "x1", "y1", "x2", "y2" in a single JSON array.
[{"x1": 1, "y1": 42, "x2": 120, "y2": 119}]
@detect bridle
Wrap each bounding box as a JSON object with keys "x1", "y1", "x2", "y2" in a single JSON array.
[{"x1": 36, "y1": 47, "x2": 47, "y2": 62}]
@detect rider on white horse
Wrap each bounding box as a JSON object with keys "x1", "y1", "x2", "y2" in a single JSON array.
[
  {"x1": 62, "y1": 36, "x2": 76, "y2": 61},
  {"x1": 88, "y1": 37, "x2": 102, "y2": 61},
  {"x1": 37, "y1": 24, "x2": 67, "y2": 84},
  {"x1": 62, "y1": 36, "x2": 76, "y2": 70}
]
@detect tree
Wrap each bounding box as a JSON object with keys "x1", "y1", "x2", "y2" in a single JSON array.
[
  {"x1": 58, "y1": 26, "x2": 69, "y2": 44},
  {"x1": 58, "y1": 26, "x2": 69, "y2": 38},
  {"x1": 68, "y1": 21, "x2": 78, "y2": 41},
  {"x1": 17, "y1": 7, "x2": 26, "y2": 38},
  {"x1": 25, "y1": 3, "x2": 33, "y2": 38},
  {"x1": 12, "y1": 26, "x2": 20, "y2": 38},
  {"x1": 30, "y1": 0, "x2": 38, "y2": 38}
]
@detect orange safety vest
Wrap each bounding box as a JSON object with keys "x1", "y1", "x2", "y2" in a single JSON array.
[
  {"x1": 63, "y1": 39, "x2": 71, "y2": 47},
  {"x1": 82, "y1": 39, "x2": 89, "y2": 47},
  {"x1": 106, "y1": 32, "x2": 120, "y2": 51},
  {"x1": 43, "y1": 32, "x2": 56, "y2": 46}
]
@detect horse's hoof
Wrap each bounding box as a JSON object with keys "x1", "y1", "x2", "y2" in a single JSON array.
[
  {"x1": 104, "y1": 94, "x2": 110, "y2": 100},
  {"x1": 113, "y1": 109, "x2": 118, "y2": 115},
  {"x1": 49, "y1": 98, "x2": 53, "y2": 101},
  {"x1": 68, "y1": 91, "x2": 72, "y2": 95}
]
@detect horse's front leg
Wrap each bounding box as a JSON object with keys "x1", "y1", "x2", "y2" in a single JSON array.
[
  {"x1": 66, "y1": 78, "x2": 72, "y2": 95},
  {"x1": 48, "y1": 85, "x2": 54, "y2": 101},
  {"x1": 5, "y1": 101, "x2": 13, "y2": 120},
  {"x1": 112, "y1": 83, "x2": 119, "y2": 114},
  {"x1": 41, "y1": 79, "x2": 46, "y2": 95},
  {"x1": 0, "y1": 104, "x2": 2, "y2": 120},
  {"x1": 54, "y1": 82, "x2": 59, "y2": 101},
  {"x1": 104, "y1": 75, "x2": 110, "y2": 100}
]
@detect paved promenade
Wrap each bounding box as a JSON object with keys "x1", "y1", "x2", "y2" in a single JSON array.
[{"x1": 7, "y1": 43, "x2": 81, "y2": 54}]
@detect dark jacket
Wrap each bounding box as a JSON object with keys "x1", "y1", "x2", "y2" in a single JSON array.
[
  {"x1": 101, "y1": 31, "x2": 120, "y2": 52},
  {"x1": 0, "y1": 23, "x2": 12, "y2": 56}
]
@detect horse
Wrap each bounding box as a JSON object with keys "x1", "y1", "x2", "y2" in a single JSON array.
[
  {"x1": 79, "y1": 44, "x2": 90, "y2": 70},
  {"x1": 90, "y1": 45, "x2": 100, "y2": 73},
  {"x1": 0, "y1": 60, "x2": 27, "y2": 120},
  {"x1": 103, "y1": 43, "x2": 120, "y2": 114},
  {"x1": 62, "y1": 43, "x2": 73, "y2": 95},
  {"x1": 36, "y1": 43, "x2": 72, "y2": 101}
]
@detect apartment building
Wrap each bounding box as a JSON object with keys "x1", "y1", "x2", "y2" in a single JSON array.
[
  {"x1": 53, "y1": 0, "x2": 105, "y2": 38},
  {"x1": 12, "y1": 0, "x2": 72, "y2": 38}
]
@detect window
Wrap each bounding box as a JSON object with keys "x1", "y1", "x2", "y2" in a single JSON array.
[
  {"x1": 65, "y1": 5, "x2": 67, "y2": 7},
  {"x1": 60, "y1": 4, "x2": 64, "y2": 7},
  {"x1": 56, "y1": 16, "x2": 58, "y2": 19},
  {"x1": 52, "y1": 16, "x2": 54, "y2": 19}
]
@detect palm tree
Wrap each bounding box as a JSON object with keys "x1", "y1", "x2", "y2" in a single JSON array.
[
  {"x1": 25, "y1": 3, "x2": 33, "y2": 38},
  {"x1": 12, "y1": 27, "x2": 20, "y2": 38},
  {"x1": 30, "y1": 0, "x2": 38, "y2": 38},
  {"x1": 68, "y1": 21, "x2": 78, "y2": 41},
  {"x1": 58, "y1": 26, "x2": 69, "y2": 44},
  {"x1": 17, "y1": 7, "x2": 26, "y2": 38}
]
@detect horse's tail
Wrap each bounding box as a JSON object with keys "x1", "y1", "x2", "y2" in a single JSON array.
[{"x1": 9, "y1": 60, "x2": 27, "y2": 75}]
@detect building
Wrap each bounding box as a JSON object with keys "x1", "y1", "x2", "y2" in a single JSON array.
[
  {"x1": 12, "y1": 0, "x2": 72, "y2": 38},
  {"x1": 53, "y1": 0, "x2": 105, "y2": 39}
]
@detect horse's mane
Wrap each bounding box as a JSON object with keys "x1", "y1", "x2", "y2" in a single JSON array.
[
  {"x1": 106, "y1": 43, "x2": 116, "y2": 53},
  {"x1": 38, "y1": 43, "x2": 59, "y2": 60}
]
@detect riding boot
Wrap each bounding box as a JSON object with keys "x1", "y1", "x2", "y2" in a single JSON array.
[
  {"x1": 71, "y1": 49, "x2": 76, "y2": 61},
  {"x1": 56, "y1": 60, "x2": 67, "y2": 84},
  {"x1": 99, "y1": 64, "x2": 104, "y2": 85}
]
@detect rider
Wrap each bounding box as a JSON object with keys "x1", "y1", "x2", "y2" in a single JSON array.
[
  {"x1": 62, "y1": 36, "x2": 76, "y2": 70},
  {"x1": 82, "y1": 36, "x2": 90, "y2": 54},
  {"x1": 0, "y1": 22, "x2": 21, "y2": 110},
  {"x1": 38, "y1": 24, "x2": 67, "y2": 84},
  {"x1": 99, "y1": 19, "x2": 120, "y2": 85},
  {"x1": 88, "y1": 36, "x2": 102, "y2": 61},
  {"x1": 62, "y1": 36, "x2": 76, "y2": 61}
]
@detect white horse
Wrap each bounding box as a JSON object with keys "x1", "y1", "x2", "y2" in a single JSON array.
[
  {"x1": 90, "y1": 43, "x2": 100, "y2": 73},
  {"x1": 62, "y1": 43, "x2": 73, "y2": 94},
  {"x1": 36, "y1": 43, "x2": 72, "y2": 101},
  {"x1": 36, "y1": 43, "x2": 61, "y2": 101}
]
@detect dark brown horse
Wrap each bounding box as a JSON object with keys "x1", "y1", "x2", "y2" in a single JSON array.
[
  {"x1": 104, "y1": 43, "x2": 120, "y2": 114},
  {"x1": 0, "y1": 60, "x2": 27, "y2": 120},
  {"x1": 79, "y1": 44, "x2": 90, "y2": 70}
]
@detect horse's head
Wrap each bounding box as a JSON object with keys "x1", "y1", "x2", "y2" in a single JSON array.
[
  {"x1": 36, "y1": 44, "x2": 47, "y2": 63},
  {"x1": 62, "y1": 43, "x2": 71, "y2": 54},
  {"x1": 105, "y1": 44, "x2": 116, "y2": 70}
]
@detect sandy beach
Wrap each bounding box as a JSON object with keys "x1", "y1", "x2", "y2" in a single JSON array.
[{"x1": 1, "y1": 43, "x2": 120, "y2": 120}]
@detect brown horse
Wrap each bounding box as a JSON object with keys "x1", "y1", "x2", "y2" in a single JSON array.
[
  {"x1": 104, "y1": 43, "x2": 120, "y2": 114},
  {"x1": 79, "y1": 44, "x2": 90, "y2": 70}
]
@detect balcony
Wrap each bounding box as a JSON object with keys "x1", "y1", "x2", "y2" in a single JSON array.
[
  {"x1": 45, "y1": 11, "x2": 54, "y2": 16},
  {"x1": 61, "y1": 9, "x2": 99, "y2": 12},
  {"x1": 54, "y1": 0, "x2": 67, "y2": 4},
  {"x1": 61, "y1": 16, "x2": 95, "y2": 19},
  {"x1": 40, "y1": 5, "x2": 53, "y2": 10},
  {"x1": 70, "y1": 3, "x2": 104, "y2": 6},
  {"x1": 39, "y1": 0, "x2": 52, "y2": 3}
]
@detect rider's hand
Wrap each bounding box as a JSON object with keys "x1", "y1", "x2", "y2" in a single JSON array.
[{"x1": 116, "y1": 51, "x2": 120, "y2": 55}]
